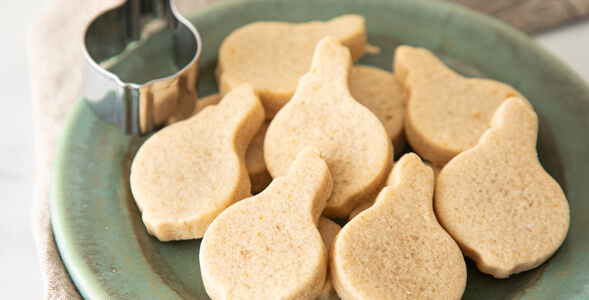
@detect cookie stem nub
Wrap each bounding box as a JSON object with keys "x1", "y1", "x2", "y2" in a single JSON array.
[
  {"x1": 307, "y1": 36, "x2": 353, "y2": 90},
  {"x1": 277, "y1": 146, "x2": 334, "y2": 224},
  {"x1": 487, "y1": 97, "x2": 538, "y2": 149}
]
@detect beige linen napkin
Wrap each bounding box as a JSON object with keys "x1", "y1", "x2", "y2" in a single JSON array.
[{"x1": 29, "y1": 0, "x2": 589, "y2": 299}]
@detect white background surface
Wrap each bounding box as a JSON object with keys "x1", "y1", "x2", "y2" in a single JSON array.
[{"x1": 0, "y1": 0, "x2": 587, "y2": 298}]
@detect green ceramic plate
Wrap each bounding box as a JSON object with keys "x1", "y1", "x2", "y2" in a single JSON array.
[{"x1": 51, "y1": 0, "x2": 589, "y2": 298}]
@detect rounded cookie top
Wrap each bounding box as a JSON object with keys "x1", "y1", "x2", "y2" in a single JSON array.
[
  {"x1": 394, "y1": 45, "x2": 530, "y2": 164},
  {"x1": 264, "y1": 36, "x2": 393, "y2": 218},
  {"x1": 434, "y1": 98, "x2": 570, "y2": 278}
]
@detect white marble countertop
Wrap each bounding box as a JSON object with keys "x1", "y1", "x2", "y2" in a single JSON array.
[{"x1": 0, "y1": 1, "x2": 587, "y2": 298}]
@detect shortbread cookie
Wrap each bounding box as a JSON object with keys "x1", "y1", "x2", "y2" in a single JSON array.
[
  {"x1": 434, "y1": 98, "x2": 570, "y2": 278},
  {"x1": 394, "y1": 45, "x2": 529, "y2": 164},
  {"x1": 348, "y1": 160, "x2": 441, "y2": 219},
  {"x1": 247, "y1": 121, "x2": 272, "y2": 194},
  {"x1": 218, "y1": 15, "x2": 366, "y2": 118},
  {"x1": 130, "y1": 84, "x2": 264, "y2": 241},
  {"x1": 200, "y1": 147, "x2": 333, "y2": 299},
  {"x1": 265, "y1": 37, "x2": 393, "y2": 218},
  {"x1": 350, "y1": 65, "x2": 407, "y2": 154},
  {"x1": 191, "y1": 93, "x2": 272, "y2": 194},
  {"x1": 317, "y1": 217, "x2": 342, "y2": 300},
  {"x1": 330, "y1": 153, "x2": 467, "y2": 299}
]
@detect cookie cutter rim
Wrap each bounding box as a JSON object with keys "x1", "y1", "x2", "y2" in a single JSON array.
[{"x1": 82, "y1": 0, "x2": 202, "y2": 136}]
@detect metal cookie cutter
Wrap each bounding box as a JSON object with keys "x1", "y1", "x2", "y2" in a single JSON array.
[{"x1": 83, "y1": 0, "x2": 201, "y2": 136}]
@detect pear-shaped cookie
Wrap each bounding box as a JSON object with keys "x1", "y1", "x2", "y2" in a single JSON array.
[
  {"x1": 217, "y1": 15, "x2": 366, "y2": 118},
  {"x1": 130, "y1": 84, "x2": 264, "y2": 241},
  {"x1": 434, "y1": 98, "x2": 570, "y2": 278},
  {"x1": 317, "y1": 217, "x2": 342, "y2": 300},
  {"x1": 200, "y1": 147, "x2": 333, "y2": 299},
  {"x1": 394, "y1": 45, "x2": 530, "y2": 165},
  {"x1": 330, "y1": 153, "x2": 467, "y2": 299},
  {"x1": 265, "y1": 37, "x2": 393, "y2": 218},
  {"x1": 350, "y1": 65, "x2": 407, "y2": 154}
]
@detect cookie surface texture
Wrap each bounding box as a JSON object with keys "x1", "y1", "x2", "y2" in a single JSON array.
[
  {"x1": 434, "y1": 97, "x2": 570, "y2": 278},
  {"x1": 330, "y1": 153, "x2": 467, "y2": 299},
  {"x1": 130, "y1": 84, "x2": 264, "y2": 241},
  {"x1": 217, "y1": 15, "x2": 366, "y2": 118},
  {"x1": 192, "y1": 93, "x2": 272, "y2": 194},
  {"x1": 350, "y1": 65, "x2": 407, "y2": 154},
  {"x1": 317, "y1": 217, "x2": 342, "y2": 300},
  {"x1": 199, "y1": 147, "x2": 333, "y2": 300},
  {"x1": 265, "y1": 36, "x2": 393, "y2": 218},
  {"x1": 394, "y1": 45, "x2": 529, "y2": 164},
  {"x1": 246, "y1": 121, "x2": 272, "y2": 194}
]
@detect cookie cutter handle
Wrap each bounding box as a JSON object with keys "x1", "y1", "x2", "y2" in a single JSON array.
[{"x1": 82, "y1": 0, "x2": 201, "y2": 136}]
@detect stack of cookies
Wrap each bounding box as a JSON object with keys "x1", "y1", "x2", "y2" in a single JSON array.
[{"x1": 129, "y1": 15, "x2": 570, "y2": 299}]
